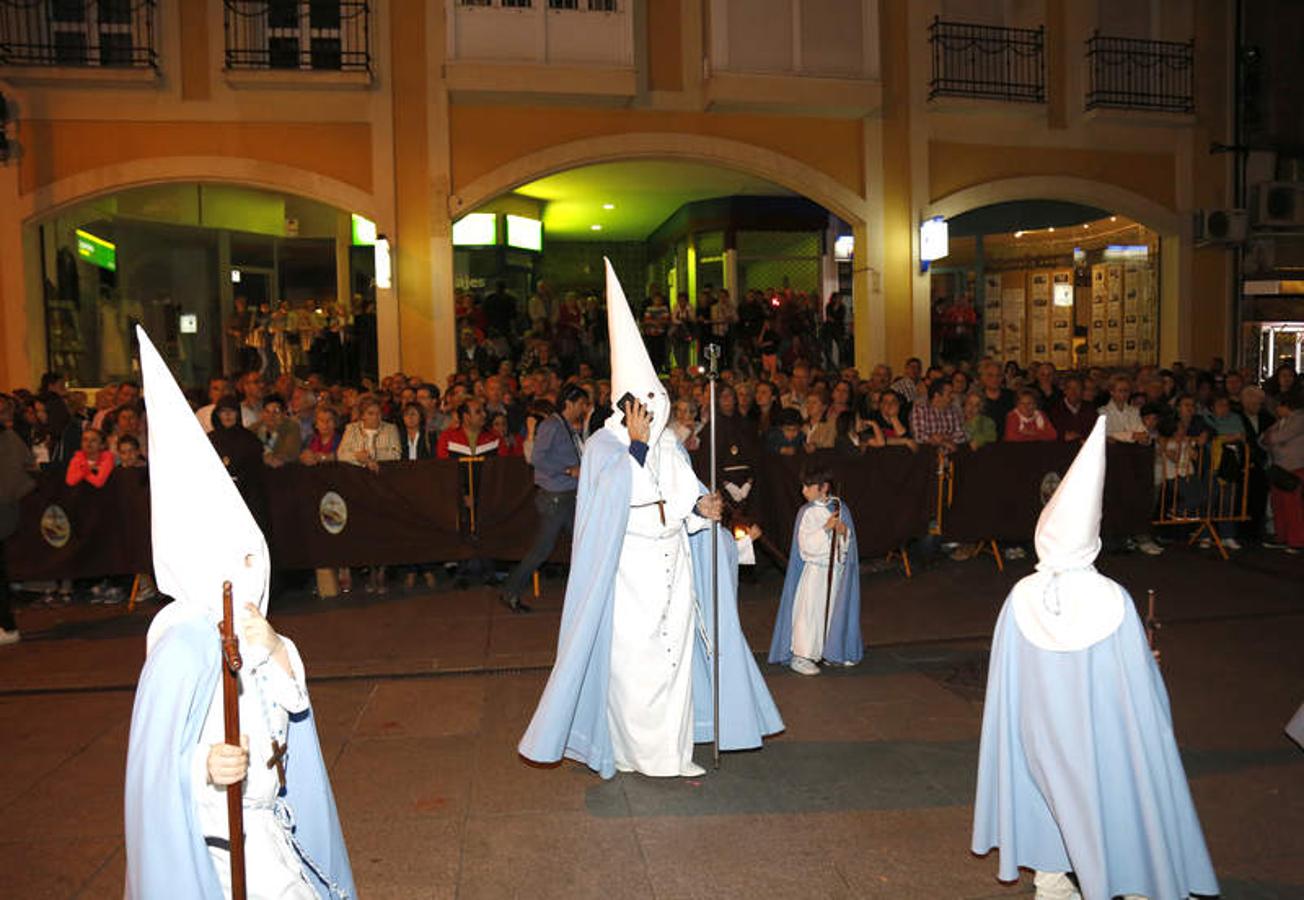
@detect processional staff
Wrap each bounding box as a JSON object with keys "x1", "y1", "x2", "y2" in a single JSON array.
[
  {"x1": 218, "y1": 581, "x2": 247, "y2": 900},
  {"x1": 705, "y1": 342, "x2": 722, "y2": 770}
]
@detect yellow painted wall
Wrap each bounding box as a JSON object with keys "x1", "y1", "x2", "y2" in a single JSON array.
[
  {"x1": 391, "y1": 0, "x2": 436, "y2": 379},
  {"x1": 17, "y1": 120, "x2": 374, "y2": 197},
  {"x1": 878, "y1": 0, "x2": 914, "y2": 368},
  {"x1": 928, "y1": 142, "x2": 1178, "y2": 212},
  {"x1": 646, "y1": 0, "x2": 684, "y2": 91},
  {"x1": 448, "y1": 106, "x2": 865, "y2": 199}
]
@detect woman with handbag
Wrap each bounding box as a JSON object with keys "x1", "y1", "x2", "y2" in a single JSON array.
[{"x1": 1260, "y1": 394, "x2": 1304, "y2": 551}]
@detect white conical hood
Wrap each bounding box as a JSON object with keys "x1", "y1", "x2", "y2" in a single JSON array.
[
  {"x1": 1035, "y1": 415, "x2": 1106, "y2": 572},
  {"x1": 603, "y1": 258, "x2": 670, "y2": 447},
  {"x1": 137, "y1": 326, "x2": 270, "y2": 655},
  {"x1": 1010, "y1": 416, "x2": 1125, "y2": 652}
]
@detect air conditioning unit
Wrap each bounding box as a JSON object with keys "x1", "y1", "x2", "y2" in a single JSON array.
[
  {"x1": 1251, "y1": 182, "x2": 1304, "y2": 227},
  {"x1": 1194, "y1": 208, "x2": 1247, "y2": 244}
]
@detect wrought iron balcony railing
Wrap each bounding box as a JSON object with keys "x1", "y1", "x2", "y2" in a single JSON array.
[
  {"x1": 224, "y1": 0, "x2": 371, "y2": 73},
  {"x1": 1086, "y1": 32, "x2": 1194, "y2": 114},
  {"x1": 0, "y1": 0, "x2": 158, "y2": 69},
  {"x1": 928, "y1": 17, "x2": 1045, "y2": 104}
]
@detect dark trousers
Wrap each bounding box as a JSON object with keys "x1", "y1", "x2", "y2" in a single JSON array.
[
  {"x1": 0, "y1": 540, "x2": 14, "y2": 631},
  {"x1": 503, "y1": 489, "x2": 576, "y2": 597}
]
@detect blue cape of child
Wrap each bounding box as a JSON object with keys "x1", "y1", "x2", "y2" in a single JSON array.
[
  {"x1": 518, "y1": 428, "x2": 784, "y2": 779},
  {"x1": 767, "y1": 499, "x2": 863, "y2": 666},
  {"x1": 124, "y1": 614, "x2": 355, "y2": 899},
  {"x1": 972, "y1": 593, "x2": 1218, "y2": 900}
]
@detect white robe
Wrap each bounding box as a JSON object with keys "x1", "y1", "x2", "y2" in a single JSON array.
[
  {"x1": 607, "y1": 432, "x2": 710, "y2": 777},
  {"x1": 790, "y1": 499, "x2": 849, "y2": 662},
  {"x1": 192, "y1": 637, "x2": 316, "y2": 900}
]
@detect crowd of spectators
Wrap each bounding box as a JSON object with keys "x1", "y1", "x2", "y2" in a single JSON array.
[{"x1": 2, "y1": 332, "x2": 1302, "y2": 614}]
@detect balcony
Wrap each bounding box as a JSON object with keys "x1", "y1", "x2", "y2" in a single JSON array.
[
  {"x1": 1085, "y1": 32, "x2": 1194, "y2": 115},
  {"x1": 928, "y1": 17, "x2": 1044, "y2": 104},
  {"x1": 223, "y1": 0, "x2": 372, "y2": 74},
  {"x1": 705, "y1": 0, "x2": 880, "y2": 116},
  {"x1": 445, "y1": 0, "x2": 634, "y2": 100},
  {"x1": 0, "y1": 0, "x2": 158, "y2": 69}
]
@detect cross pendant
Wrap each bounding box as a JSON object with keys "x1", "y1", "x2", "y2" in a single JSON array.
[{"x1": 267, "y1": 738, "x2": 287, "y2": 791}]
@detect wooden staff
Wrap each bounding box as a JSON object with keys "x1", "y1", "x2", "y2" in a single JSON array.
[
  {"x1": 219, "y1": 581, "x2": 247, "y2": 900},
  {"x1": 705, "y1": 343, "x2": 721, "y2": 770},
  {"x1": 824, "y1": 498, "x2": 840, "y2": 647}
]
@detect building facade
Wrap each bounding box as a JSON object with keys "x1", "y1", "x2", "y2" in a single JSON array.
[{"x1": 0, "y1": 0, "x2": 1237, "y2": 388}]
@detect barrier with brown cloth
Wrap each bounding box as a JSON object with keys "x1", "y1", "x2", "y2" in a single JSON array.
[
  {"x1": 6, "y1": 444, "x2": 1155, "y2": 582},
  {"x1": 941, "y1": 442, "x2": 1154, "y2": 542}
]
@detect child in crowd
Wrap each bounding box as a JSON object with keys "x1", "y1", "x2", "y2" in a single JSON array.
[
  {"x1": 765, "y1": 407, "x2": 807, "y2": 456},
  {"x1": 116, "y1": 434, "x2": 146, "y2": 468},
  {"x1": 65, "y1": 428, "x2": 114, "y2": 488},
  {"x1": 768, "y1": 464, "x2": 862, "y2": 675}
]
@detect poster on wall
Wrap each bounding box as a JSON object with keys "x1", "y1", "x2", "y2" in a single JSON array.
[
  {"x1": 1089, "y1": 266, "x2": 1108, "y2": 366},
  {"x1": 1051, "y1": 270, "x2": 1074, "y2": 368},
  {"x1": 1028, "y1": 271, "x2": 1051, "y2": 361},
  {"x1": 1001, "y1": 276, "x2": 1026, "y2": 365},
  {"x1": 982, "y1": 274, "x2": 1002, "y2": 357},
  {"x1": 1105, "y1": 263, "x2": 1124, "y2": 365}
]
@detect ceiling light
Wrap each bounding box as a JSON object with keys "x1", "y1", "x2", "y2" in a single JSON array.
[
  {"x1": 1014, "y1": 231, "x2": 1024, "y2": 238},
  {"x1": 602, "y1": 203, "x2": 615, "y2": 210},
  {"x1": 1110, "y1": 215, "x2": 1117, "y2": 222},
  {"x1": 1083, "y1": 223, "x2": 1090, "y2": 229},
  {"x1": 1048, "y1": 226, "x2": 1055, "y2": 233},
  {"x1": 591, "y1": 224, "x2": 603, "y2": 231}
]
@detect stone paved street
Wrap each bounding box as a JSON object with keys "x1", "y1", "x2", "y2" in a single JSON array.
[{"x1": 1, "y1": 545, "x2": 1301, "y2": 898}]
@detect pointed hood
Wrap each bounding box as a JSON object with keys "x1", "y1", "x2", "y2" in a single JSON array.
[
  {"x1": 1009, "y1": 416, "x2": 1125, "y2": 652},
  {"x1": 137, "y1": 326, "x2": 270, "y2": 655},
  {"x1": 1035, "y1": 415, "x2": 1106, "y2": 572},
  {"x1": 603, "y1": 258, "x2": 670, "y2": 447}
]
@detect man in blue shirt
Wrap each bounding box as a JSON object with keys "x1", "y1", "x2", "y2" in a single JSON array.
[{"x1": 501, "y1": 384, "x2": 590, "y2": 612}]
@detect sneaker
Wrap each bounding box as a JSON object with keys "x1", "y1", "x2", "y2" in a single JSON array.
[
  {"x1": 100, "y1": 588, "x2": 125, "y2": 606},
  {"x1": 0, "y1": 628, "x2": 20, "y2": 646},
  {"x1": 789, "y1": 656, "x2": 821, "y2": 676},
  {"x1": 1198, "y1": 537, "x2": 1212, "y2": 549},
  {"x1": 1003, "y1": 546, "x2": 1026, "y2": 560},
  {"x1": 1136, "y1": 537, "x2": 1164, "y2": 556},
  {"x1": 1222, "y1": 537, "x2": 1241, "y2": 551}
]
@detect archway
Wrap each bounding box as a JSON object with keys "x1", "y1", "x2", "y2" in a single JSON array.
[
  {"x1": 25, "y1": 176, "x2": 382, "y2": 389},
  {"x1": 921, "y1": 177, "x2": 1185, "y2": 369},
  {"x1": 449, "y1": 154, "x2": 861, "y2": 381}
]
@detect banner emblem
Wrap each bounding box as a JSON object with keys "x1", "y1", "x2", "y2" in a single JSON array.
[
  {"x1": 319, "y1": 491, "x2": 348, "y2": 535},
  {"x1": 40, "y1": 504, "x2": 71, "y2": 548}
]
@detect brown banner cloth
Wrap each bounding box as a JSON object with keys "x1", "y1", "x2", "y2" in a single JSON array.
[
  {"x1": 942, "y1": 442, "x2": 1154, "y2": 541},
  {"x1": 690, "y1": 447, "x2": 937, "y2": 559}
]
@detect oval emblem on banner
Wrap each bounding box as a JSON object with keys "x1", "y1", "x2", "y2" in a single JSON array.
[
  {"x1": 40, "y1": 504, "x2": 71, "y2": 548},
  {"x1": 319, "y1": 491, "x2": 348, "y2": 535},
  {"x1": 1039, "y1": 471, "x2": 1062, "y2": 507}
]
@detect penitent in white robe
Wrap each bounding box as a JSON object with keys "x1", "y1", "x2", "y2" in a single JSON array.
[
  {"x1": 193, "y1": 638, "x2": 317, "y2": 900},
  {"x1": 608, "y1": 432, "x2": 711, "y2": 777},
  {"x1": 790, "y1": 499, "x2": 849, "y2": 663}
]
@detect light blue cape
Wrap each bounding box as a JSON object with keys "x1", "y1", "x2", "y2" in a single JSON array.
[
  {"x1": 767, "y1": 499, "x2": 863, "y2": 666},
  {"x1": 124, "y1": 615, "x2": 356, "y2": 899},
  {"x1": 972, "y1": 593, "x2": 1218, "y2": 900},
  {"x1": 518, "y1": 429, "x2": 784, "y2": 779}
]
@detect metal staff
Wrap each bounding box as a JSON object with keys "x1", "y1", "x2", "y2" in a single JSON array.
[
  {"x1": 706, "y1": 343, "x2": 721, "y2": 770},
  {"x1": 1145, "y1": 588, "x2": 1162, "y2": 664},
  {"x1": 218, "y1": 581, "x2": 247, "y2": 900},
  {"x1": 824, "y1": 497, "x2": 840, "y2": 650}
]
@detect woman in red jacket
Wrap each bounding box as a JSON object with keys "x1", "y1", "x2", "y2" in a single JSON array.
[
  {"x1": 65, "y1": 428, "x2": 114, "y2": 488},
  {"x1": 1004, "y1": 389, "x2": 1058, "y2": 442}
]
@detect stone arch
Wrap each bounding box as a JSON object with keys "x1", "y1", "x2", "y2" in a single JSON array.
[
  {"x1": 450, "y1": 132, "x2": 867, "y2": 227},
  {"x1": 923, "y1": 174, "x2": 1188, "y2": 364},
  {"x1": 923, "y1": 175, "x2": 1180, "y2": 236},
  {"x1": 18, "y1": 156, "x2": 380, "y2": 224}
]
